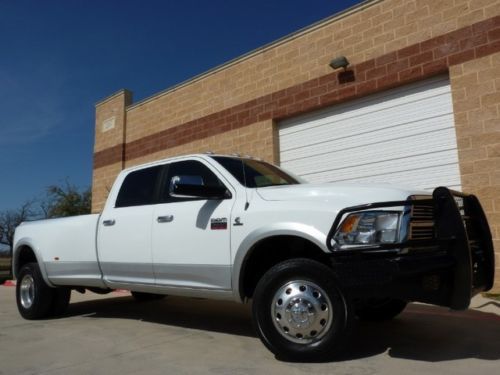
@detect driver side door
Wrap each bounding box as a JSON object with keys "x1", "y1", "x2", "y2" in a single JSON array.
[{"x1": 151, "y1": 159, "x2": 235, "y2": 291}]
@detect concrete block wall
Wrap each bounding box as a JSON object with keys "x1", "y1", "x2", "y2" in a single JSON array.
[
  {"x1": 450, "y1": 51, "x2": 500, "y2": 282},
  {"x1": 92, "y1": 90, "x2": 132, "y2": 212}
]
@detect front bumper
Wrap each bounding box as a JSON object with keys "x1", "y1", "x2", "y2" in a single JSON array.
[{"x1": 327, "y1": 187, "x2": 495, "y2": 310}]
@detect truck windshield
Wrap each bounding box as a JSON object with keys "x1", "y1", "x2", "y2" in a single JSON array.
[{"x1": 212, "y1": 156, "x2": 302, "y2": 188}]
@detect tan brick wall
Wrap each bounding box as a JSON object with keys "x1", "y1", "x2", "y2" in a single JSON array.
[
  {"x1": 124, "y1": 120, "x2": 275, "y2": 168},
  {"x1": 93, "y1": 0, "x2": 500, "y2": 201},
  {"x1": 91, "y1": 163, "x2": 123, "y2": 213},
  {"x1": 92, "y1": 90, "x2": 132, "y2": 212},
  {"x1": 94, "y1": 90, "x2": 131, "y2": 153},
  {"x1": 450, "y1": 51, "x2": 500, "y2": 291},
  {"x1": 124, "y1": 0, "x2": 499, "y2": 145}
]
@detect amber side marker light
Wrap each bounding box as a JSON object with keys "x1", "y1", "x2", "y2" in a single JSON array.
[{"x1": 339, "y1": 214, "x2": 360, "y2": 233}]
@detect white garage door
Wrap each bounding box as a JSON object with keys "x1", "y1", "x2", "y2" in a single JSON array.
[{"x1": 279, "y1": 76, "x2": 461, "y2": 191}]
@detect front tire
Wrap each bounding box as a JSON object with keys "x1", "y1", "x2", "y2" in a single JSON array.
[
  {"x1": 252, "y1": 258, "x2": 352, "y2": 361},
  {"x1": 16, "y1": 263, "x2": 54, "y2": 320}
]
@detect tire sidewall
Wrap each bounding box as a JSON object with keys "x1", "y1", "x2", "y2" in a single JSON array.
[
  {"x1": 252, "y1": 259, "x2": 351, "y2": 361},
  {"x1": 50, "y1": 288, "x2": 71, "y2": 316},
  {"x1": 16, "y1": 263, "x2": 54, "y2": 319}
]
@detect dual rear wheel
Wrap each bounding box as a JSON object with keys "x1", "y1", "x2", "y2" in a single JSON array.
[
  {"x1": 16, "y1": 263, "x2": 71, "y2": 319},
  {"x1": 16, "y1": 263, "x2": 166, "y2": 319}
]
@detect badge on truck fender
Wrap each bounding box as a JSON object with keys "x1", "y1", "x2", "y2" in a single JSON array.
[{"x1": 210, "y1": 218, "x2": 227, "y2": 230}]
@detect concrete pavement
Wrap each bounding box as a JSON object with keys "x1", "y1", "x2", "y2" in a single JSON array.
[{"x1": 0, "y1": 286, "x2": 499, "y2": 374}]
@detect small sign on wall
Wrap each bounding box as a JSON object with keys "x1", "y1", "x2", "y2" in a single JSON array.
[{"x1": 102, "y1": 116, "x2": 116, "y2": 132}]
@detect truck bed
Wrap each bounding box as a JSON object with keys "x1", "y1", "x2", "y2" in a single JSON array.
[{"x1": 14, "y1": 214, "x2": 105, "y2": 288}]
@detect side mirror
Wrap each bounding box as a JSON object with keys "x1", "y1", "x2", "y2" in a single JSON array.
[{"x1": 169, "y1": 175, "x2": 231, "y2": 200}]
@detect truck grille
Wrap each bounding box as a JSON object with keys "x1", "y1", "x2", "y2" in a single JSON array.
[
  {"x1": 408, "y1": 194, "x2": 481, "y2": 245},
  {"x1": 408, "y1": 198, "x2": 434, "y2": 240},
  {"x1": 411, "y1": 204, "x2": 434, "y2": 221},
  {"x1": 409, "y1": 222, "x2": 434, "y2": 240}
]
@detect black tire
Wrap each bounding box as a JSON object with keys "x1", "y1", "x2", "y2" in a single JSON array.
[
  {"x1": 356, "y1": 298, "x2": 408, "y2": 322},
  {"x1": 131, "y1": 291, "x2": 166, "y2": 302},
  {"x1": 50, "y1": 288, "x2": 71, "y2": 316},
  {"x1": 252, "y1": 258, "x2": 353, "y2": 361},
  {"x1": 16, "y1": 263, "x2": 54, "y2": 320}
]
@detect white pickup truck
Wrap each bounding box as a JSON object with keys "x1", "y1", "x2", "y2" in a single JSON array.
[{"x1": 13, "y1": 154, "x2": 495, "y2": 360}]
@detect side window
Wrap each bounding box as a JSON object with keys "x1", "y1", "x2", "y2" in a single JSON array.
[
  {"x1": 161, "y1": 160, "x2": 224, "y2": 203},
  {"x1": 115, "y1": 166, "x2": 162, "y2": 208}
]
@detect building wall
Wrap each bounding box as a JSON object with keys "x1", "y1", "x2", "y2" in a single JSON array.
[
  {"x1": 449, "y1": 51, "x2": 500, "y2": 277},
  {"x1": 92, "y1": 90, "x2": 131, "y2": 211},
  {"x1": 92, "y1": 0, "x2": 500, "y2": 289}
]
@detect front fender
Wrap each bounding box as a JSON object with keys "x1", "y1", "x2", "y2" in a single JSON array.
[
  {"x1": 231, "y1": 222, "x2": 328, "y2": 301},
  {"x1": 13, "y1": 238, "x2": 54, "y2": 287}
]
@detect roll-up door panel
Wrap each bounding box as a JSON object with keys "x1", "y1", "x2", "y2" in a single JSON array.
[{"x1": 279, "y1": 76, "x2": 461, "y2": 190}]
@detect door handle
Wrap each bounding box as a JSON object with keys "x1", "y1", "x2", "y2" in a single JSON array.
[
  {"x1": 157, "y1": 215, "x2": 174, "y2": 223},
  {"x1": 103, "y1": 219, "x2": 115, "y2": 226}
]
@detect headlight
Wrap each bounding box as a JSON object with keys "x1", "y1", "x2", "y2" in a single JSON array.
[{"x1": 332, "y1": 211, "x2": 400, "y2": 249}]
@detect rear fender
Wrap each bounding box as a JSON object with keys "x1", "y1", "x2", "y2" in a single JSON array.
[{"x1": 13, "y1": 238, "x2": 54, "y2": 287}]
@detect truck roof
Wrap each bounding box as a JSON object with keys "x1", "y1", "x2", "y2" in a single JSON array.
[{"x1": 119, "y1": 153, "x2": 260, "y2": 174}]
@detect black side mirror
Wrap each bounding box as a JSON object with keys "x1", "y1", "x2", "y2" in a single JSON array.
[{"x1": 170, "y1": 175, "x2": 231, "y2": 200}]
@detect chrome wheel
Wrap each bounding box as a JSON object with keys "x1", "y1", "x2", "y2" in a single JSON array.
[
  {"x1": 20, "y1": 274, "x2": 35, "y2": 309},
  {"x1": 271, "y1": 280, "x2": 333, "y2": 344}
]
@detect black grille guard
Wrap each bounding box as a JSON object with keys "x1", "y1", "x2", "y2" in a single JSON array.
[{"x1": 326, "y1": 187, "x2": 495, "y2": 309}]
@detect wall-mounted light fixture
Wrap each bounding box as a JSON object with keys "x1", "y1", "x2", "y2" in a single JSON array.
[{"x1": 329, "y1": 56, "x2": 350, "y2": 70}]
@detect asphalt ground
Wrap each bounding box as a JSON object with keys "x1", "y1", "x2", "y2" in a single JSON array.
[{"x1": 0, "y1": 285, "x2": 499, "y2": 375}]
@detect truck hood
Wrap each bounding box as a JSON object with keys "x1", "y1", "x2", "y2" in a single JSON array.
[{"x1": 256, "y1": 183, "x2": 430, "y2": 204}]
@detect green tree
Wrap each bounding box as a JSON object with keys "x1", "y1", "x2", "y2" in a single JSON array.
[
  {"x1": 41, "y1": 181, "x2": 91, "y2": 219},
  {"x1": 0, "y1": 201, "x2": 35, "y2": 257}
]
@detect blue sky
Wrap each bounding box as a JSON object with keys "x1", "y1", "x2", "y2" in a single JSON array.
[{"x1": 0, "y1": 0, "x2": 362, "y2": 212}]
